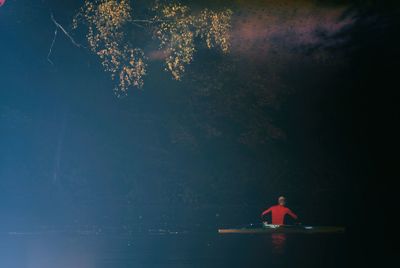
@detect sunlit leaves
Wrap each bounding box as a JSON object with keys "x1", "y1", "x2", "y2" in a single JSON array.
[
  {"x1": 73, "y1": 0, "x2": 146, "y2": 96},
  {"x1": 73, "y1": 0, "x2": 232, "y2": 94},
  {"x1": 195, "y1": 9, "x2": 233, "y2": 53},
  {"x1": 153, "y1": 3, "x2": 233, "y2": 81},
  {"x1": 153, "y1": 3, "x2": 195, "y2": 81}
]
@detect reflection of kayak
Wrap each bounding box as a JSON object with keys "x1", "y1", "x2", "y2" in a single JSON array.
[{"x1": 218, "y1": 224, "x2": 345, "y2": 234}]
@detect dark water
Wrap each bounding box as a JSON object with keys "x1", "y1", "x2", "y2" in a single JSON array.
[{"x1": 1, "y1": 231, "x2": 346, "y2": 268}]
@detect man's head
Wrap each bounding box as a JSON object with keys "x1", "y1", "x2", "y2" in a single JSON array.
[{"x1": 278, "y1": 196, "x2": 286, "y2": 206}]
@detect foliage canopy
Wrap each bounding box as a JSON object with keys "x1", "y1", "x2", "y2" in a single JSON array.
[{"x1": 73, "y1": 0, "x2": 232, "y2": 96}]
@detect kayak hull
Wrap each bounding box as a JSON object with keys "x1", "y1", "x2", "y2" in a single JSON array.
[{"x1": 218, "y1": 226, "x2": 345, "y2": 234}]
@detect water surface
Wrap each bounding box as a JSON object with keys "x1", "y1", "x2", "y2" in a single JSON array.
[{"x1": 1, "y1": 230, "x2": 346, "y2": 268}]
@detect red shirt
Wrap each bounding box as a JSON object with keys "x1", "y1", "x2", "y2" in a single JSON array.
[{"x1": 261, "y1": 205, "x2": 298, "y2": 225}]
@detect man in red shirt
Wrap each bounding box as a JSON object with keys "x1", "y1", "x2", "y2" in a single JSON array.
[{"x1": 261, "y1": 196, "x2": 299, "y2": 225}]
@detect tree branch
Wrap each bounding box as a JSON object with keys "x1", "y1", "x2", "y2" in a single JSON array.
[
  {"x1": 47, "y1": 28, "x2": 58, "y2": 65},
  {"x1": 47, "y1": 12, "x2": 82, "y2": 64},
  {"x1": 50, "y1": 13, "x2": 81, "y2": 47}
]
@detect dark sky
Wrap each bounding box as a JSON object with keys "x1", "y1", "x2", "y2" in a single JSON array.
[{"x1": 0, "y1": 0, "x2": 398, "y2": 245}]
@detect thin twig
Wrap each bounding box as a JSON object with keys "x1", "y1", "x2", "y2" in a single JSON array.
[
  {"x1": 50, "y1": 13, "x2": 81, "y2": 48},
  {"x1": 131, "y1": 19, "x2": 171, "y2": 23},
  {"x1": 132, "y1": 22, "x2": 146, "y2": 29},
  {"x1": 47, "y1": 12, "x2": 82, "y2": 64},
  {"x1": 47, "y1": 28, "x2": 58, "y2": 65},
  {"x1": 132, "y1": 19, "x2": 156, "y2": 23}
]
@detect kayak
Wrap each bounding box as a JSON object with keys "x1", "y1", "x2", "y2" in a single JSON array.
[{"x1": 218, "y1": 224, "x2": 345, "y2": 234}]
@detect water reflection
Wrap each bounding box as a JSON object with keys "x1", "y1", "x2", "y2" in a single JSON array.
[
  {"x1": 26, "y1": 238, "x2": 97, "y2": 268},
  {"x1": 271, "y1": 233, "x2": 287, "y2": 254}
]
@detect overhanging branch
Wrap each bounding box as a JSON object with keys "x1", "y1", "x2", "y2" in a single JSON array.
[{"x1": 47, "y1": 12, "x2": 82, "y2": 64}]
